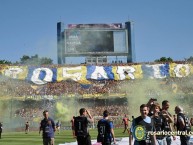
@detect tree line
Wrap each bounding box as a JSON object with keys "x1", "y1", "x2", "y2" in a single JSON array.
[
  {"x1": 0, "y1": 55, "x2": 193, "y2": 65},
  {"x1": 0, "y1": 54, "x2": 53, "y2": 65}
]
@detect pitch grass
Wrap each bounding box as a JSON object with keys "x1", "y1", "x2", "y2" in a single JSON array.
[{"x1": 0, "y1": 128, "x2": 129, "y2": 145}]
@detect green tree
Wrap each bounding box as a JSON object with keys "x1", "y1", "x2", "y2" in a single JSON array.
[
  {"x1": 154, "y1": 57, "x2": 173, "y2": 62},
  {"x1": 185, "y1": 56, "x2": 193, "y2": 62},
  {"x1": 40, "y1": 57, "x2": 53, "y2": 64},
  {"x1": 20, "y1": 55, "x2": 30, "y2": 64},
  {"x1": 20, "y1": 54, "x2": 53, "y2": 65},
  {"x1": 0, "y1": 60, "x2": 12, "y2": 64}
]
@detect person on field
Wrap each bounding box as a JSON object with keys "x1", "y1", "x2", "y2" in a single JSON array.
[
  {"x1": 129, "y1": 104, "x2": 157, "y2": 145},
  {"x1": 151, "y1": 103, "x2": 166, "y2": 145},
  {"x1": 56, "y1": 120, "x2": 61, "y2": 134},
  {"x1": 25, "y1": 121, "x2": 30, "y2": 134},
  {"x1": 0, "y1": 122, "x2": 2, "y2": 139},
  {"x1": 161, "y1": 100, "x2": 174, "y2": 145},
  {"x1": 70, "y1": 116, "x2": 76, "y2": 138},
  {"x1": 39, "y1": 110, "x2": 56, "y2": 145},
  {"x1": 74, "y1": 108, "x2": 93, "y2": 145},
  {"x1": 97, "y1": 110, "x2": 116, "y2": 145},
  {"x1": 122, "y1": 114, "x2": 130, "y2": 133},
  {"x1": 175, "y1": 106, "x2": 191, "y2": 145}
]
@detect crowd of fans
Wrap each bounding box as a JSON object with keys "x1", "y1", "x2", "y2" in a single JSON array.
[
  {"x1": 14, "y1": 101, "x2": 54, "y2": 122},
  {"x1": 0, "y1": 63, "x2": 193, "y2": 130},
  {"x1": 0, "y1": 76, "x2": 193, "y2": 98},
  {"x1": 0, "y1": 78, "x2": 123, "y2": 97},
  {"x1": 88, "y1": 105, "x2": 128, "y2": 117},
  {"x1": 9, "y1": 99, "x2": 129, "y2": 129}
]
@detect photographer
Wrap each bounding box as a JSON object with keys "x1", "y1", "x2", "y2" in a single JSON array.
[
  {"x1": 146, "y1": 98, "x2": 157, "y2": 117},
  {"x1": 74, "y1": 108, "x2": 93, "y2": 145},
  {"x1": 161, "y1": 100, "x2": 174, "y2": 145}
]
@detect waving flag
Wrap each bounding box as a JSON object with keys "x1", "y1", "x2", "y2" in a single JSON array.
[
  {"x1": 87, "y1": 65, "x2": 109, "y2": 80},
  {"x1": 0, "y1": 65, "x2": 28, "y2": 80},
  {"x1": 169, "y1": 63, "x2": 191, "y2": 77},
  {"x1": 141, "y1": 65, "x2": 154, "y2": 79},
  {"x1": 27, "y1": 67, "x2": 57, "y2": 85},
  {"x1": 142, "y1": 64, "x2": 169, "y2": 79},
  {"x1": 112, "y1": 66, "x2": 137, "y2": 80},
  {"x1": 159, "y1": 63, "x2": 170, "y2": 77},
  {"x1": 103, "y1": 66, "x2": 114, "y2": 80}
]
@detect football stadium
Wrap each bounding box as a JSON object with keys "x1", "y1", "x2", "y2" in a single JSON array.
[{"x1": 0, "y1": 22, "x2": 193, "y2": 145}]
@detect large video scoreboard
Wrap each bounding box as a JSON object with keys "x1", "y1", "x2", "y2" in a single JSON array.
[
  {"x1": 64, "y1": 29, "x2": 128, "y2": 55},
  {"x1": 57, "y1": 22, "x2": 134, "y2": 64}
]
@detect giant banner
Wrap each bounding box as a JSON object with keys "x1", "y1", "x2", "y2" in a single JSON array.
[{"x1": 0, "y1": 63, "x2": 193, "y2": 85}]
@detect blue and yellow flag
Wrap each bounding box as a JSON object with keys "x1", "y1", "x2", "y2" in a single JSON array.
[
  {"x1": 169, "y1": 63, "x2": 191, "y2": 77},
  {"x1": 0, "y1": 65, "x2": 28, "y2": 80}
]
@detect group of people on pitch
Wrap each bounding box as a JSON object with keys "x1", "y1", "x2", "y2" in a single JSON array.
[
  {"x1": 38, "y1": 108, "x2": 116, "y2": 145},
  {"x1": 38, "y1": 99, "x2": 192, "y2": 145},
  {"x1": 129, "y1": 99, "x2": 192, "y2": 145},
  {"x1": 73, "y1": 108, "x2": 116, "y2": 145},
  {"x1": 72, "y1": 100, "x2": 192, "y2": 145}
]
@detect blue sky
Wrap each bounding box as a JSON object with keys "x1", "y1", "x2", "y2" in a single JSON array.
[{"x1": 0, "y1": 0, "x2": 193, "y2": 64}]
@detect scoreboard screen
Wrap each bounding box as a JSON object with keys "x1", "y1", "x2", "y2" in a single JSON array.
[{"x1": 64, "y1": 29, "x2": 128, "y2": 55}]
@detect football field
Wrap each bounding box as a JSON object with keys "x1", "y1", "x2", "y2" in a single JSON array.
[{"x1": 0, "y1": 128, "x2": 129, "y2": 145}]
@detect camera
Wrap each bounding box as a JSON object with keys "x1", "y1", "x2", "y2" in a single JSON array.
[{"x1": 150, "y1": 98, "x2": 157, "y2": 101}]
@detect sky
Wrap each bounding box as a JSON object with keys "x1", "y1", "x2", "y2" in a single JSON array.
[{"x1": 0, "y1": 0, "x2": 193, "y2": 64}]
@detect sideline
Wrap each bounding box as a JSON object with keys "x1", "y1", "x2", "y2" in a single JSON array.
[{"x1": 59, "y1": 136, "x2": 193, "y2": 145}]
